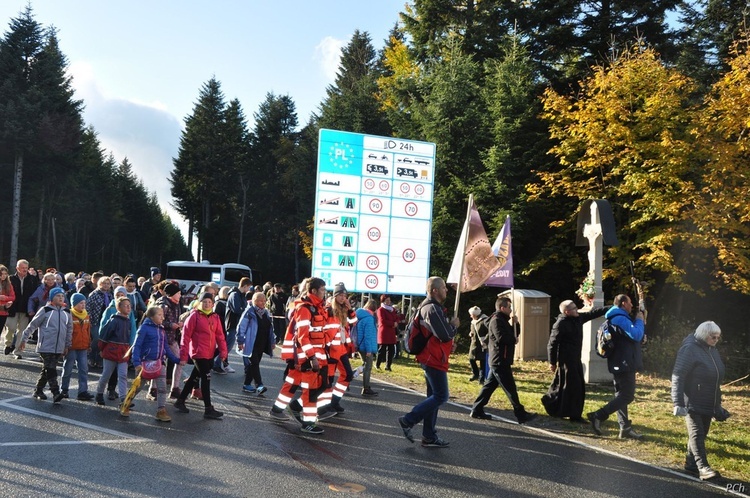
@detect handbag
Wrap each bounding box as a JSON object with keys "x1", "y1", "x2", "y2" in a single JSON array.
[
  {"x1": 141, "y1": 359, "x2": 162, "y2": 380},
  {"x1": 140, "y1": 329, "x2": 164, "y2": 380}
]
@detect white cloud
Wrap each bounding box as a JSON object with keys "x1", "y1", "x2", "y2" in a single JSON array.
[
  {"x1": 314, "y1": 36, "x2": 345, "y2": 81},
  {"x1": 67, "y1": 61, "x2": 190, "y2": 244}
]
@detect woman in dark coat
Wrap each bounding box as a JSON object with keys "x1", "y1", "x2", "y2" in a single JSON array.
[
  {"x1": 542, "y1": 299, "x2": 608, "y2": 421},
  {"x1": 671, "y1": 321, "x2": 728, "y2": 481}
]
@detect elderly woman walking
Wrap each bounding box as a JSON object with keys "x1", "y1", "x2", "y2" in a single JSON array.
[{"x1": 671, "y1": 321, "x2": 730, "y2": 481}]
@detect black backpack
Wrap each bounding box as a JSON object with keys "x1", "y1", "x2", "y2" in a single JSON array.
[
  {"x1": 404, "y1": 305, "x2": 430, "y2": 355},
  {"x1": 596, "y1": 318, "x2": 619, "y2": 358}
]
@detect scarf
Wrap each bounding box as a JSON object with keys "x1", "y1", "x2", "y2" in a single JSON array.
[
  {"x1": 71, "y1": 307, "x2": 88, "y2": 320},
  {"x1": 380, "y1": 303, "x2": 394, "y2": 312}
]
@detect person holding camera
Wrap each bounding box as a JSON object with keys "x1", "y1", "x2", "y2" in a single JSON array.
[{"x1": 671, "y1": 321, "x2": 729, "y2": 481}]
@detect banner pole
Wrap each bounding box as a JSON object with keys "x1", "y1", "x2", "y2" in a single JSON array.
[{"x1": 453, "y1": 194, "x2": 473, "y2": 319}]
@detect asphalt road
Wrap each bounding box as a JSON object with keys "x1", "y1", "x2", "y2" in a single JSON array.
[{"x1": 0, "y1": 352, "x2": 742, "y2": 498}]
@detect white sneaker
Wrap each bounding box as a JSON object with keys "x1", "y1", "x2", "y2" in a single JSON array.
[{"x1": 223, "y1": 364, "x2": 235, "y2": 373}]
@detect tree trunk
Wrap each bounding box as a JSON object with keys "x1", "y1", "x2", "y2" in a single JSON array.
[
  {"x1": 237, "y1": 176, "x2": 248, "y2": 263},
  {"x1": 35, "y1": 188, "x2": 45, "y2": 263},
  {"x1": 9, "y1": 151, "x2": 24, "y2": 267},
  {"x1": 187, "y1": 217, "x2": 194, "y2": 258}
]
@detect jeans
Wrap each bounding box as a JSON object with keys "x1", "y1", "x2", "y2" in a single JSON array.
[
  {"x1": 61, "y1": 349, "x2": 89, "y2": 394},
  {"x1": 686, "y1": 412, "x2": 713, "y2": 470},
  {"x1": 362, "y1": 353, "x2": 374, "y2": 389},
  {"x1": 403, "y1": 364, "x2": 449, "y2": 441},
  {"x1": 97, "y1": 360, "x2": 128, "y2": 401},
  {"x1": 595, "y1": 370, "x2": 637, "y2": 428}
]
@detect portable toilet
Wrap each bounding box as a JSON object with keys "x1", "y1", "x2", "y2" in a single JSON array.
[{"x1": 497, "y1": 289, "x2": 551, "y2": 361}]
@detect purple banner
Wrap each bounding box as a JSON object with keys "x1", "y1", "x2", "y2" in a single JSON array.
[{"x1": 485, "y1": 215, "x2": 513, "y2": 288}]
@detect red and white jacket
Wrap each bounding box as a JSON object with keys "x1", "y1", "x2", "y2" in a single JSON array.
[
  {"x1": 281, "y1": 294, "x2": 329, "y2": 367},
  {"x1": 326, "y1": 307, "x2": 357, "y2": 359}
]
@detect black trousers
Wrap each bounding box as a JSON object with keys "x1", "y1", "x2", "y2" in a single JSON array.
[
  {"x1": 686, "y1": 412, "x2": 713, "y2": 470},
  {"x1": 472, "y1": 363, "x2": 524, "y2": 416},
  {"x1": 36, "y1": 353, "x2": 62, "y2": 394},
  {"x1": 595, "y1": 370, "x2": 636, "y2": 428},
  {"x1": 179, "y1": 358, "x2": 213, "y2": 408},
  {"x1": 376, "y1": 344, "x2": 396, "y2": 368}
]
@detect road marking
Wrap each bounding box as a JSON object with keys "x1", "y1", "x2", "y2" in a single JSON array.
[{"x1": 0, "y1": 399, "x2": 154, "y2": 446}]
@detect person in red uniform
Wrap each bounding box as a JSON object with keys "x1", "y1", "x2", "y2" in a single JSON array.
[
  {"x1": 317, "y1": 282, "x2": 357, "y2": 418},
  {"x1": 269, "y1": 278, "x2": 330, "y2": 435}
]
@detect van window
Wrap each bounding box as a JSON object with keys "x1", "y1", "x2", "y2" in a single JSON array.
[{"x1": 225, "y1": 267, "x2": 251, "y2": 283}]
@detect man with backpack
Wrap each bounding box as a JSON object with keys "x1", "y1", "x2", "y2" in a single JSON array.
[
  {"x1": 587, "y1": 294, "x2": 646, "y2": 440},
  {"x1": 469, "y1": 296, "x2": 537, "y2": 424},
  {"x1": 397, "y1": 276, "x2": 459, "y2": 448}
]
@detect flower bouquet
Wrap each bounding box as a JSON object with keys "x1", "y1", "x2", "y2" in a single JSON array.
[{"x1": 576, "y1": 272, "x2": 596, "y2": 307}]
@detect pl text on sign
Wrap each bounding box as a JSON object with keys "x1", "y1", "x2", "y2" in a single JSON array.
[{"x1": 312, "y1": 129, "x2": 436, "y2": 295}]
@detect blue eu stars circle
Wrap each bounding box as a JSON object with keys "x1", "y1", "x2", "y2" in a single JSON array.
[{"x1": 328, "y1": 142, "x2": 355, "y2": 171}]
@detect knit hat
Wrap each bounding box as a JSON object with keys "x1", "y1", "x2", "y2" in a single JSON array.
[
  {"x1": 150, "y1": 267, "x2": 161, "y2": 277},
  {"x1": 71, "y1": 293, "x2": 86, "y2": 307},
  {"x1": 49, "y1": 287, "x2": 65, "y2": 301},
  {"x1": 164, "y1": 283, "x2": 180, "y2": 297},
  {"x1": 114, "y1": 285, "x2": 128, "y2": 297},
  {"x1": 469, "y1": 306, "x2": 482, "y2": 317},
  {"x1": 333, "y1": 282, "x2": 347, "y2": 296},
  {"x1": 197, "y1": 291, "x2": 215, "y2": 302}
]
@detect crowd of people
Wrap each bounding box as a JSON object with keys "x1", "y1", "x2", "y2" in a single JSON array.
[{"x1": 0, "y1": 260, "x2": 731, "y2": 480}]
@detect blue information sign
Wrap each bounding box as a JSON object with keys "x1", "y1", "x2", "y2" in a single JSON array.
[{"x1": 312, "y1": 129, "x2": 436, "y2": 295}]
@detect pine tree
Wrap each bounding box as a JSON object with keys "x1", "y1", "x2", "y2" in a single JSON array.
[
  {"x1": 318, "y1": 30, "x2": 391, "y2": 136},
  {"x1": 0, "y1": 6, "x2": 45, "y2": 265},
  {"x1": 251, "y1": 93, "x2": 300, "y2": 282},
  {"x1": 170, "y1": 77, "x2": 228, "y2": 261},
  {"x1": 676, "y1": 0, "x2": 750, "y2": 87}
]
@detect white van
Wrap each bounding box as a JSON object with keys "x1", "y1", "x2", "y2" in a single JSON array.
[{"x1": 165, "y1": 261, "x2": 254, "y2": 298}]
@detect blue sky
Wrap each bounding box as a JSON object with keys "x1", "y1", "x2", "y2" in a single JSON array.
[{"x1": 1, "y1": 1, "x2": 407, "y2": 244}]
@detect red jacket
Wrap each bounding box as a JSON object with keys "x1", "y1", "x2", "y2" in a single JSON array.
[
  {"x1": 0, "y1": 284, "x2": 15, "y2": 317},
  {"x1": 376, "y1": 305, "x2": 399, "y2": 344},
  {"x1": 180, "y1": 309, "x2": 227, "y2": 362},
  {"x1": 294, "y1": 293, "x2": 329, "y2": 366},
  {"x1": 415, "y1": 298, "x2": 456, "y2": 372},
  {"x1": 327, "y1": 306, "x2": 356, "y2": 359}
]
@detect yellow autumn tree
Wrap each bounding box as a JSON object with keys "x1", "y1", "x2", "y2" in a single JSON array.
[
  {"x1": 531, "y1": 44, "x2": 699, "y2": 288},
  {"x1": 690, "y1": 36, "x2": 750, "y2": 293}
]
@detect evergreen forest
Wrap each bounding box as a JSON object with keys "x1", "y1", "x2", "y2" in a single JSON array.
[{"x1": 2, "y1": 2, "x2": 750, "y2": 373}]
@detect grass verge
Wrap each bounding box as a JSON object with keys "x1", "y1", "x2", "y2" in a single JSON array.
[{"x1": 359, "y1": 353, "x2": 749, "y2": 483}]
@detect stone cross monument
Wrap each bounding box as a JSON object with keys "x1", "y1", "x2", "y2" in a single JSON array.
[{"x1": 576, "y1": 200, "x2": 618, "y2": 383}]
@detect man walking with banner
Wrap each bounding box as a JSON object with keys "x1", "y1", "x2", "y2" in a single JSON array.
[{"x1": 447, "y1": 201, "x2": 536, "y2": 423}]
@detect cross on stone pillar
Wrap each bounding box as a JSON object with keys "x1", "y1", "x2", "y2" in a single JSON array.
[
  {"x1": 576, "y1": 200, "x2": 618, "y2": 383},
  {"x1": 582, "y1": 202, "x2": 604, "y2": 309}
]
